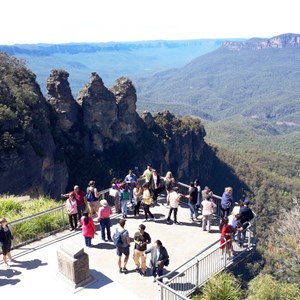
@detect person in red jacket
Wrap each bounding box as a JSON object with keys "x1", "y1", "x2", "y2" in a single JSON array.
[{"x1": 80, "y1": 211, "x2": 96, "y2": 247}]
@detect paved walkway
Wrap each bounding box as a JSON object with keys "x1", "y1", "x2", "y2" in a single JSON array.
[{"x1": 0, "y1": 198, "x2": 220, "y2": 299}]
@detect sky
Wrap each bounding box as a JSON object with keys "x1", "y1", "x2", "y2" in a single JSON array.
[{"x1": 1, "y1": 0, "x2": 300, "y2": 45}]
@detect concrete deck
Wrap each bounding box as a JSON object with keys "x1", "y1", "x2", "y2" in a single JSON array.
[{"x1": 0, "y1": 198, "x2": 220, "y2": 299}]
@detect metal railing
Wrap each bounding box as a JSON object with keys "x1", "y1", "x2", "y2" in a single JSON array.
[
  {"x1": 8, "y1": 205, "x2": 66, "y2": 248},
  {"x1": 157, "y1": 226, "x2": 256, "y2": 299},
  {"x1": 157, "y1": 215, "x2": 256, "y2": 300}
]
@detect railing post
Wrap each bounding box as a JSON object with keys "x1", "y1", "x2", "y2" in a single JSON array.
[
  {"x1": 196, "y1": 259, "x2": 199, "y2": 289},
  {"x1": 61, "y1": 206, "x2": 65, "y2": 228}
]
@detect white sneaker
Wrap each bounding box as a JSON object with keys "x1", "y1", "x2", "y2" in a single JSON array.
[{"x1": 5, "y1": 263, "x2": 10, "y2": 269}]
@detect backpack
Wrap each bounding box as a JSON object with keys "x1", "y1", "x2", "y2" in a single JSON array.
[
  {"x1": 121, "y1": 190, "x2": 129, "y2": 201},
  {"x1": 86, "y1": 187, "x2": 95, "y2": 202},
  {"x1": 114, "y1": 229, "x2": 126, "y2": 247}
]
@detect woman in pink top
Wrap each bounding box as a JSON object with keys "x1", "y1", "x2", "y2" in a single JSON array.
[
  {"x1": 65, "y1": 192, "x2": 78, "y2": 231},
  {"x1": 80, "y1": 211, "x2": 96, "y2": 247},
  {"x1": 97, "y1": 199, "x2": 113, "y2": 242}
]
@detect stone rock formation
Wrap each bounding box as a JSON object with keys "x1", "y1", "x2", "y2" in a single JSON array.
[
  {"x1": 47, "y1": 69, "x2": 82, "y2": 132},
  {"x1": 0, "y1": 53, "x2": 213, "y2": 196},
  {"x1": 110, "y1": 76, "x2": 142, "y2": 136},
  {"x1": 76, "y1": 72, "x2": 118, "y2": 151},
  {"x1": 0, "y1": 53, "x2": 68, "y2": 197}
]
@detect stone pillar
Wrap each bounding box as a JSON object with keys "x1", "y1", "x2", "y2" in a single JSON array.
[{"x1": 57, "y1": 242, "x2": 92, "y2": 289}]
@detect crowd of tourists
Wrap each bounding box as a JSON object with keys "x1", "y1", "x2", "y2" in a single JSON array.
[{"x1": 1, "y1": 163, "x2": 255, "y2": 279}]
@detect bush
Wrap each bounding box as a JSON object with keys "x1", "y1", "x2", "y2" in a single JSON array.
[
  {"x1": 0, "y1": 195, "x2": 65, "y2": 246},
  {"x1": 196, "y1": 272, "x2": 244, "y2": 300},
  {"x1": 247, "y1": 274, "x2": 300, "y2": 300}
]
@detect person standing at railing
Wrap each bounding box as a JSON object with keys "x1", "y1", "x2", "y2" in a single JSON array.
[
  {"x1": 166, "y1": 187, "x2": 181, "y2": 224},
  {"x1": 65, "y1": 192, "x2": 78, "y2": 231},
  {"x1": 164, "y1": 171, "x2": 176, "y2": 206},
  {"x1": 194, "y1": 179, "x2": 202, "y2": 214},
  {"x1": 62, "y1": 185, "x2": 86, "y2": 228},
  {"x1": 86, "y1": 180, "x2": 100, "y2": 217},
  {"x1": 202, "y1": 195, "x2": 217, "y2": 232},
  {"x1": 139, "y1": 163, "x2": 153, "y2": 184},
  {"x1": 0, "y1": 217, "x2": 14, "y2": 269},
  {"x1": 110, "y1": 178, "x2": 121, "y2": 214},
  {"x1": 221, "y1": 187, "x2": 234, "y2": 218},
  {"x1": 124, "y1": 169, "x2": 137, "y2": 206},
  {"x1": 219, "y1": 216, "x2": 233, "y2": 259},
  {"x1": 80, "y1": 211, "x2": 96, "y2": 247},
  {"x1": 186, "y1": 182, "x2": 198, "y2": 221},
  {"x1": 238, "y1": 199, "x2": 254, "y2": 247}
]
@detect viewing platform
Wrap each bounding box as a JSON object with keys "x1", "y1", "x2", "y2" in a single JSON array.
[{"x1": 0, "y1": 196, "x2": 222, "y2": 299}]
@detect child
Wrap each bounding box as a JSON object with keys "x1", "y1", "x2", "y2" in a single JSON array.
[
  {"x1": 66, "y1": 192, "x2": 78, "y2": 231},
  {"x1": 80, "y1": 211, "x2": 96, "y2": 247},
  {"x1": 0, "y1": 218, "x2": 14, "y2": 269},
  {"x1": 219, "y1": 217, "x2": 233, "y2": 259}
]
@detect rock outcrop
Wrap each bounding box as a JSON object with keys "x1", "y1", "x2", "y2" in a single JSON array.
[
  {"x1": 0, "y1": 53, "x2": 68, "y2": 197},
  {"x1": 0, "y1": 53, "x2": 212, "y2": 196},
  {"x1": 47, "y1": 69, "x2": 82, "y2": 132},
  {"x1": 76, "y1": 72, "x2": 118, "y2": 151}
]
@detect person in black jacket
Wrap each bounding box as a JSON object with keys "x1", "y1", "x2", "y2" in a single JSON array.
[
  {"x1": 0, "y1": 218, "x2": 14, "y2": 269},
  {"x1": 149, "y1": 170, "x2": 165, "y2": 202},
  {"x1": 238, "y1": 199, "x2": 254, "y2": 247},
  {"x1": 144, "y1": 240, "x2": 169, "y2": 282}
]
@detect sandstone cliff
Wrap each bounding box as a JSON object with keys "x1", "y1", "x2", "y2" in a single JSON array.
[
  {"x1": 0, "y1": 53, "x2": 212, "y2": 196},
  {"x1": 222, "y1": 33, "x2": 300, "y2": 51},
  {"x1": 0, "y1": 53, "x2": 68, "y2": 196}
]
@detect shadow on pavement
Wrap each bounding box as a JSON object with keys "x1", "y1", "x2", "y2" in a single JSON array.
[
  {"x1": 86, "y1": 269, "x2": 113, "y2": 289},
  {"x1": 92, "y1": 243, "x2": 115, "y2": 250},
  {"x1": 0, "y1": 268, "x2": 22, "y2": 286},
  {"x1": 10, "y1": 259, "x2": 48, "y2": 270}
]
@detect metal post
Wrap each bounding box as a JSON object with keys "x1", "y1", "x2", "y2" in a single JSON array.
[{"x1": 196, "y1": 259, "x2": 199, "y2": 288}]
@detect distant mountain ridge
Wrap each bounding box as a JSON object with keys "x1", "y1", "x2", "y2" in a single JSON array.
[
  {"x1": 136, "y1": 33, "x2": 300, "y2": 128},
  {"x1": 0, "y1": 39, "x2": 229, "y2": 94},
  {"x1": 222, "y1": 33, "x2": 300, "y2": 51}
]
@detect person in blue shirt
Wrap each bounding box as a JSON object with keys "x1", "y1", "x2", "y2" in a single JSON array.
[{"x1": 124, "y1": 169, "x2": 137, "y2": 205}]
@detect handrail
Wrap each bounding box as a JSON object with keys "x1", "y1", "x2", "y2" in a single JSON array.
[
  {"x1": 9, "y1": 204, "x2": 64, "y2": 225},
  {"x1": 159, "y1": 238, "x2": 221, "y2": 280}
]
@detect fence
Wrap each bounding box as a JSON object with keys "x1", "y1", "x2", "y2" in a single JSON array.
[
  {"x1": 157, "y1": 221, "x2": 256, "y2": 300},
  {"x1": 8, "y1": 205, "x2": 66, "y2": 248}
]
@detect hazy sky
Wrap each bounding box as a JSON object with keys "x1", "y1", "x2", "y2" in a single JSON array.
[{"x1": 1, "y1": 0, "x2": 300, "y2": 44}]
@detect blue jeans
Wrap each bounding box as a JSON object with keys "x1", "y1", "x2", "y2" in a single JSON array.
[
  {"x1": 100, "y1": 218, "x2": 111, "y2": 240},
  {"x1": 121, "y1": 200, "x2": 128, "y2": 216},
  {"x1": 84, "y1": 236, "x2": 92, "y2": 247},
  {"x1": 188, "y1": 202, "x2": 197, "y2": 219}
]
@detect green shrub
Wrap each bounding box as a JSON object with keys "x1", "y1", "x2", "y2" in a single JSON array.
[
  {"x1": 247, "y1": 274, "x2": 300, "y2": 300},
  {"x1": 198, "y1": 272, "x2": 243, "y2": 300}
]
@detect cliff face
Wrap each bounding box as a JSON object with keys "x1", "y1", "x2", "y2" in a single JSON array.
[
  {"x1": 0, "y1": 53, "x2": 68, "y2": 196},
  {"x1": 222, "y1": 33, "x2": 300, "y2": 51},
  {"x1": 0, "y1": 53, "x2": 212, "y2": 196}
]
